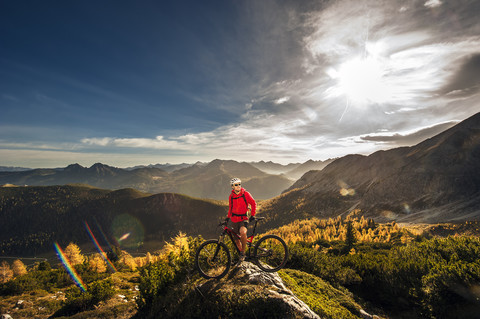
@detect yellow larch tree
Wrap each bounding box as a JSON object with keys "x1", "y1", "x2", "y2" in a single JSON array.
[
  {"x1": 12, "y1": 259, "x2": 28, "y2": 277},
  {"x1": 119, "y1": 251, "x2": 137, "y2": 271},
  {"x1": 88, "y1": 254, "x2": 107, "y2": 273},
  {"x1": 0, "y1": 261, "x2": 13, "y2": 283},
  {"x1": 64, "y1": 243, "x2": 85, "y2": 265}
]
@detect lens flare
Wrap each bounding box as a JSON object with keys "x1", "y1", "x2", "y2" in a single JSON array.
[
  {"x1": 53, "y1": 242, "x2": 87, "y2": 292},
  {"x1": 340, "y1": 188, "x2": 356, "y2": 196},
  {"x1": 111, "y1": 214, "x2": 144, "y2": 249},
  {"x1": 84, "y1": 222, "x2": 117, "y2": 272},
  {"x1": 118, "y1": 233, "x2": 131, "y2": 242},
  {"x1": 381, "y1": 210, "x2": 397, "y2": 220},
  {"x1": 338, "y1": 180, "x2": 356, "y2": 196}
]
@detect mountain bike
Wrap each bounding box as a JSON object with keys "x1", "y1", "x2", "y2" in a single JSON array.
[{"x1": 195, "y1": 216, "x2": 288, "y2": 279}]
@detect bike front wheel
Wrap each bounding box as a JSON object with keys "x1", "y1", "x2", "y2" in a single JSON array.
[
  {"x1": 253, "y1": 234, "x2": 288, "y2": 272},
  {"x1": 195, "y1": 240, "x2": 231, "y2": 279}
]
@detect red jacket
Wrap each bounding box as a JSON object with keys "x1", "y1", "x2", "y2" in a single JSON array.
[{"x1": 228, "y1": 188, "x2": 256, "y2": 223}]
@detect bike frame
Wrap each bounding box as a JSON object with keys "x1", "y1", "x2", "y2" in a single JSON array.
[{"x1": 218, "y1": 217, "x2": 263, "y2": 257}]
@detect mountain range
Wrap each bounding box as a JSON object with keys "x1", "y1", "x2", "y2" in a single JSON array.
[
  {"x1": 0, "y1": 159, "x2": 309, "y2": 200},
  {"x1": 249, "y1": 159, "x2": 335, "y2": 180},
  {"x1": 261, "y1": 112, "x2": 480, "y2": 225},
  {"x1": 0, "y1": 159, "x2": 334, "y2": 201}
]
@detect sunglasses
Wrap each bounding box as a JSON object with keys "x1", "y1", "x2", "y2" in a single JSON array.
[{"x1": 234, "y1": 183, "x2": 241, "y2": 186}]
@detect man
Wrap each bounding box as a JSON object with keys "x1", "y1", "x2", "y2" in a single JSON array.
[{"x1": 226, "y1": 177, "x2": 256, "y2": 262}]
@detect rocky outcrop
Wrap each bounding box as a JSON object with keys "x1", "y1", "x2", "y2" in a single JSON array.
[{"x1": 195, "y1": 262, "x2": 321, "y2": 319}]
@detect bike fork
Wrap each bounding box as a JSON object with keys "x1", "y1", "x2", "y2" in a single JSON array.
[{"x1": 212, "y1": 236, "x2": 224, "y2": 260}]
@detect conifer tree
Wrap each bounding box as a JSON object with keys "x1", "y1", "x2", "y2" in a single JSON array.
[{"x1": 345, "y1": 220, "x2": 357, "y2": 249}]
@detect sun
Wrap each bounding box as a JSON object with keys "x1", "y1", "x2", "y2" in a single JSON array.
[{"x1": 333, "y1": 56, "x2": 390, "y2": 105}]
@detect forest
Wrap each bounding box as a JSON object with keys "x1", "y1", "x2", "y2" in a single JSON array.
[{"x1": 1, "y1": 214, "x2": 480, "y2": 318}]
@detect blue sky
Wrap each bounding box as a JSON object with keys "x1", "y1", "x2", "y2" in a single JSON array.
[{"x1": 1, "y1": 0, "x2": 479, "y2": 168}]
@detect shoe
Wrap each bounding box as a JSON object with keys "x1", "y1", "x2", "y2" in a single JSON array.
[{"x1": 239, "y1": 253, "x2": 246, "y2": 262}]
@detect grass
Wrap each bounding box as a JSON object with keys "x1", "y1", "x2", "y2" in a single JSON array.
[{"x1": 279, "y1": 268, "x2": 362, "y2": 319}]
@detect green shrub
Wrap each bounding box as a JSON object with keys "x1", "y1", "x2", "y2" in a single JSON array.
[
  {"x1": 52, "y1": 278, "x2": 115, "y2": 317},
  {"x1": 0, "y1": 268, "x2": 72, "y2": 295},
  {"x1": 287, "y1": 243, "x2": 361, "y2": 286},
  {"x1": 37, "y1": 261, "x2": 52, "y2": 271},
  {"x1": 288, "y1": 236, "x2": 480, "y2": 318},
  {"x1": 136, "y1": 235, "x2": 202, "y2": 316}
]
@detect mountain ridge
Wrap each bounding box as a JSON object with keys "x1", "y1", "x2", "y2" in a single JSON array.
[
  {"x1": 267, "y1": 111, "x2": 480, "y2": 225},
  {"x1": 0, "y1": 160, "x2": 297, "y2": 200}
]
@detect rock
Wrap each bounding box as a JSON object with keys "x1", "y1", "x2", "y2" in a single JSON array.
[
  {"x1": 231, "y1": 262, "x2": 320, "y2": 319},
  {"x1": 195, "y1": 261, "x2": 320, "y2": 319},
  {"x1": 229, "y1": 262, "x2": 288, "y2": 289},
  {"x1": 15, "y1": 300, "x2": 33, "y2": 310}
]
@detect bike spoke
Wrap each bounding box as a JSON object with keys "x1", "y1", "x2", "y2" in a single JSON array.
[
  {"x1": 196, "y1": 241, "x2": 231, "y2": 279},
  {"x1": 254, "y1": 235, "x2": 288, "y2": 272}
]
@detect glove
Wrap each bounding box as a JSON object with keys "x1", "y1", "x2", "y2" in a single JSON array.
[{"x1": 249, "y1": 216, "x2": 256, "y2": 222}]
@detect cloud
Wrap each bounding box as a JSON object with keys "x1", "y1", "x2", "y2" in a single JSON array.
[
  {"x1": 77, "y1": 106, "x2": 323, "y2": 162},
  {"x1": 359, "y1": 120, "x2": 459, "y2": 145},
  {"x1": 81, "y1": 136, "x2": 186, "y2": 150},
  {"x1": 274, "y1": 96, "x2": 290, "y2": 104},
  {"x1": 2, "y1": 94, "x2": 19, "y2": 102},
  {"x1": 424, "y1": 0, "x2": 442, "y2": 9},
  {"x1": 440, "y1": 53, "x2": 480, "y2": 96}
]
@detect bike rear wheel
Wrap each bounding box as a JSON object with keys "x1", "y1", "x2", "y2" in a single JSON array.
[
  {"x1": 195, "y1": 240, "x2": 231, "y2": 279},
  {"x1": 253, "y1": 234, "x2": 288, "y2": 272}
]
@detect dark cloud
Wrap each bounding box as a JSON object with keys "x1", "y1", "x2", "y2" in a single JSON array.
[
  {"x1": 440, "y1": 53, "x2": 480, "y2": 96},
  {"x1": 361, "y1": 121, "x2": 458, "y2": 145}
]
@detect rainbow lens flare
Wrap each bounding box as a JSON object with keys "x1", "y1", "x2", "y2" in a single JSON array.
[
  {"x1": 84, "y1": 222, "x2": 117, "y2": 272},
  {"x1": 93, "y1": 217, "x2": 116, "y2": 254},
  {"x1": 53, "y1": 242, "x2": 87, "y2": 292}
]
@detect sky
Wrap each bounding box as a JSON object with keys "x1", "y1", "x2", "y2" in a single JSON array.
[{"x1": 1, "y1": 0, "x2": 479, "y2": 168}]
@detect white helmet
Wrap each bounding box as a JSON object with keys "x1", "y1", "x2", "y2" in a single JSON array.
[{"x1": 230, "y1": 177, "x2": 241, "y2": 186}]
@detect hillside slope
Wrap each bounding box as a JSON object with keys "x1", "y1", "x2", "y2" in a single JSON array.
[
  {"x1": 0, "y1": 185, "x2": 228, "y2": 256},
  {"x1": 261, "y1": 112, "x2": 480, "y2": 225}
]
